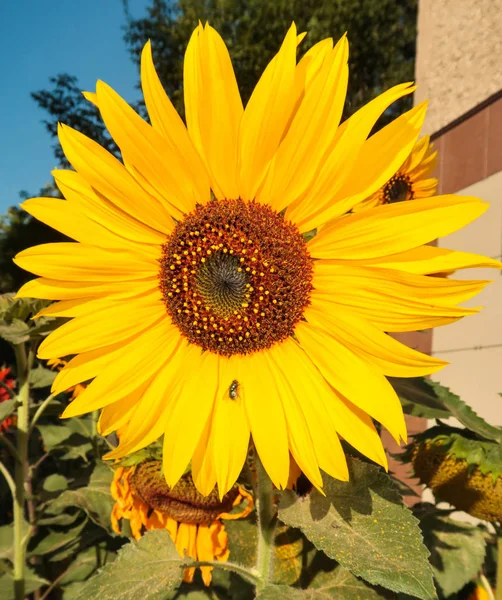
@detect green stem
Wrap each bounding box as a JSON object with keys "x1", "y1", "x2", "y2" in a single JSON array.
[
  {"x1": 0, "y1": 460, "x2": 15, "y2": 497},
  {"x1": 28, "y1": 394, "x2": 56, "y2": 436},
  {"x1": 496, "y1": 534, "x2": 502, "y2": 600},
  {"x1": 255, "y1": 455, "x2": 276, "y2": 591},
  {"x1": 91, "y1": 410, "x2": 100, "y2": 460},
  {"x1": 13, "y1": 343, "x2": 33, "y2": 600}
]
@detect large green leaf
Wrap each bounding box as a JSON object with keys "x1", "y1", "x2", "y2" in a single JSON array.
[
  {"x1": 30, "y1": 365, "x2": 56, "y2": 389},
  {"x1": 420, "y1": 511, "x2": 486, "y2": 597},
  {"x1": 0, "y1": 318, "x2": 30, "y2": 344},
  {"x1": 29, "y1": 518, "x2": 87, "y2": 558},
  {"x1": 256, "y1": 568, "x2": 398, "y2": 599},
  {"x1": 278, "y1": 458, "x2": 436, "y2": 600},
  {"x1": 46, "y1": 462, "x2": 115, "y2": 532},
  {"x1": 37, "y1": 417, "x2": 93, "y2": 460},
  {"x1": 72, "y1": 530, "x2": 185, "y2": 600}
]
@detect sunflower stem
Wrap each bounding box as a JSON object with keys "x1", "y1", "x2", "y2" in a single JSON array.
[
  {"x1": 255, "y1": 455, "x2": 276, "y2": 591},
  {"x1": 496, "y1": 533, "x2": 502, "y2": 600},
  {"x1": 13, "y1": 342, "x2": 33, "y2": 600}
]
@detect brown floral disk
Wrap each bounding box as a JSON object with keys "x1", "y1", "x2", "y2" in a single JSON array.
[
  {"x1": 159, "y1": 199, "x2": 313, "y2": 356},
  {"x1": 130, "y1": 461, "x2": 239, "y2": 524},
  {"x1": 383, "y1": 173, "x2": 413, "y2": 203}
]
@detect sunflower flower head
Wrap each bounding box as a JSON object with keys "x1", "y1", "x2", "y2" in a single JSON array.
[
  {"x1": 15, "y1": 23, "x2": 501, "y2": 499},
  {"x1": 353, "y1": 135, "x2": 438, "y2": 211},
  {"x1": 110, "y1": 461, "x2": 253, "y2": 585}
]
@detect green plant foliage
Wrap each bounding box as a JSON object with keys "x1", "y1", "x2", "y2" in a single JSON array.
[
  {"x1": 46, "y1": 462, "x2": 116, "y2": 532},
  {"x1": 72, "y1": 530, "x2": 185, "y2": 600},
  {"x1": 0, "y1": 566, "x2": 48, "y2": 600},
  {"x1": 418, "y1": 507, "x2": 486, "y2": 598},
  {"x1": 278, "y1": 458, "x2": 436, "y2": 600}
]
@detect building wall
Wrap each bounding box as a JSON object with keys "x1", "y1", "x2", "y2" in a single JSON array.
[
  {"x1": 432, "y1": 170, "x2": 502, "y2": 426},
  {"x1": 415, "y1": 0, "x2": 502, "y2": 135}
]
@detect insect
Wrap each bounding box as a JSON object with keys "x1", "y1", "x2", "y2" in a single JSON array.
[{"x1": 228, "y1": 379, "x2": 240, "y2": 400}]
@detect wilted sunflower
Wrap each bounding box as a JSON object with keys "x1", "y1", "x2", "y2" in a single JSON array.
[
  {"x1": 111, "y1": 462, "x2": 253, "y2": 585},
  {"x1": 353, "y1": 135, "x2": 438, "y2": 211},
  {"x1": 15, "y1": 24, "x2": 500, "y2": 497}
]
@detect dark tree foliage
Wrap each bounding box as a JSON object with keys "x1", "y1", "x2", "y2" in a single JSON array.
[
  {"x1": 0, "y1": 186, "x2": 68, "y2": 294},
  {"x1": 31, "y1": 74, "x2": 119, "y2": 166},
  {"x1": 123, "y1": 0, "x2": 417, "y2": 120},
  {"x1": 31, "y1": 0, "x2": 417, "y2": 169},
  {"x1": 3, "y1": 0, "x2": 417, "y2": 293}
]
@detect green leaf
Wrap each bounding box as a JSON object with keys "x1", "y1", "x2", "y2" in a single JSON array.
[
  {"x1": 256, "y1": 569, "x2": 398, "y2": 600},
  {"x1": 59, "y1": 547, "x2": 98, "y2": 584},
  {"x1": 43, "y1": 473, "x2": 68, "y2": 492},
  {"x1": 428, "y1": 380, "x2": 502, "y2": 443},
  {"x1": 0, "y1": 566, "x2": 49, "y2": 600},
  {"x1": 225, "y1": 519, "x2": 305, "y2": 586},
  {"x1": 29, "y1": 518, "x2": 87, "y2": 558},
  {"x1": 420, "y1": 512, "x2": 486, "y2": 596},
  {"x1": 46, "y1": 462, "x2": 115, "y2": 532},
  {"x1": 0, "y1": 318, "x2": 30, "y2": 344},
  {"x1": 389, "y1": 377, "x2": 451, "y2": 420},
  {"x1": 278, "y1": 458, "x2": 436, "y2": 600},
  {"x1": 37, "y1": 416, "x2": 93, "y2": 457},
  {"x1": 72, "y1": 530, "x2": 185, "y2": 600},
  {"x1": 255, "y1": 586, "x2": 305, "y2": 599},
  {"x1": 30, "y1": 365, "x2": 56, "y2": 389},
  {"x1": 0, "y1": 399, "x2": 16, "y2": 423}
]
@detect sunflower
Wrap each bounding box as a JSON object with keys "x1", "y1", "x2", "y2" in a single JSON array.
[
  {"x1": 15, "y1": 24, "x2": 500, "y2": 498},
  {"x1": 111, "y1": 461, "x2": 253, "y2": 585},
  {"x1": 353, "y1": 135, "x2": 438, "y2": 211}
]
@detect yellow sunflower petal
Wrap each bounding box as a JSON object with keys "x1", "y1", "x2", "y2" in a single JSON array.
[
  {"x1": 238, "y1": 23, "x2": 298, "y2": 200},
  {"x1": 14, "y1": 243, "x2": 160, "y2": 282},
  {"x1": 258, "y1": 35, "x2": 349, "y2": 212},
  {"x1": 191, "y1": 412, "x2": 217, "y2": 496},
  {"x1": 61, "y1": 319, "x2": 180, "y2": 417},
  {"x1": 305, "y1": 307, "x2": 446, "y2": 377},
  {"x1": 141, "y1": 41, "x2": 210, "y2": 200},
  {"x1": 313, "y1": 263, "x2": 490, "y2": 306},
  {"x1": 196, "y1": 524, "x2": 217, "y2": 586},
  {"x1": 162, "y1": 349, "x2": 219, "y2": 488},
  {"x1": 21, "y1": 197, "x2": 152, "y2": 253},
  {"x1": 17, "y1": 277, "x2": 159, "y2": 302},
  {"x1": 328, "y1": 245, "x2": 502, "y2": 274},
  {"x1": 311, "y1": 288, "x2": 478, "y2": 333},
  {"x1": 295, "y1": 321, "x2": 406, "y2": 443},
  {"x1": 308, "y1": 195, "x2": 488, "y2": 259},
  {"x1": 37, "y1": 293, "x2": 164, "y2": 359},
  {"x1": 286, "y1": 82, "x2": 415, "y2": 229},
  {"x1": 58, "y1": 124, "x2": 174, "y2": 234},
  {"x1": 53, "y1": 169, "x2": 167, "y2": 247},
  {"x1": 240, "y1": 352, "x2": 290, "y2": 490},
  {"x1": 98, "y1": 381, "x2": 153, "y2": 436},
  {"x1": 270, "y1": 340, "x2": 349, "y2": 482},
  {"x1": 264, "y1": 349, "x2": 323, "y2": 490},
  {"x1": 211, "y1": 357, "x2": 251, "y2": 498},
  {"x1": 104, "y1": 341, "x2": 191, "y2": 458},
  {"x1": 184, "y1": 23, "x2": 242, "y2": 198},
  {"x1": 95, "y1": 79, "x2": 205, "y2": 217}
]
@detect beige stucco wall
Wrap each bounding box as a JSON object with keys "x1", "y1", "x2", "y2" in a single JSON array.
[
  {"x1": 415, "y1": 0, "x2": 502, "y2": 135},
  {"x1": 431, "y1": 170, "x2": 502, "y2": 426}
]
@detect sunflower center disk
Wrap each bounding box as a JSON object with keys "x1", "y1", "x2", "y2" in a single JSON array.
[
  {"x1": 159, "y1": 199, "x2": 313, "y2": 356},
  {"x1": 383, "y1": 174, "x2": 413, "y2": 203}
]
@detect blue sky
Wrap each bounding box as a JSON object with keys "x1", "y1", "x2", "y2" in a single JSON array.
[{"x1": 0, "y1": 0, "x2": 150, "y2": 214}]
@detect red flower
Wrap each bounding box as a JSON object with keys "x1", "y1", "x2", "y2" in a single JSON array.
[{"x1": 0, "y1": 367, "x2": 16, "y2": 431}]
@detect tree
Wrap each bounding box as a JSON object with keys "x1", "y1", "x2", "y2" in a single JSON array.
[{"x1": 31, "y1": 0, "x2": 417, "y2": 168}]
